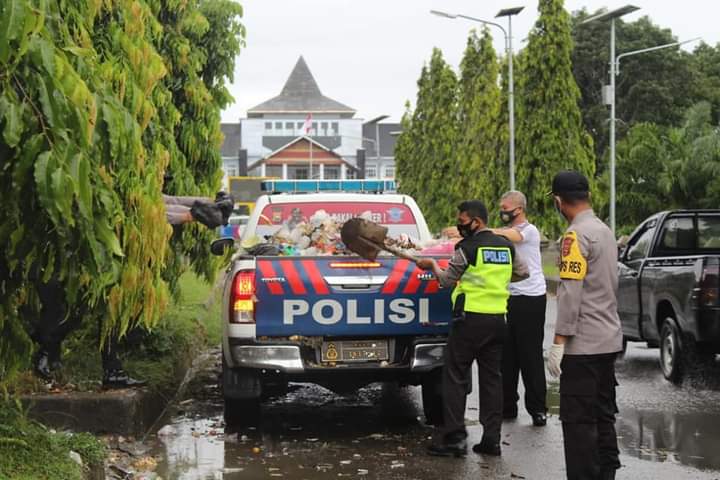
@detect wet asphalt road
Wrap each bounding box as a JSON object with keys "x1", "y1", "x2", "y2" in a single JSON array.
[{"x1": 148, "y1": 298, "x2": 720, "y2": 480}]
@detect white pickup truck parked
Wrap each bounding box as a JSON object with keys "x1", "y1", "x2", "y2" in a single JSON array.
[{"x1": 211, "y1": 180, "x2": 454, "y2": 426}]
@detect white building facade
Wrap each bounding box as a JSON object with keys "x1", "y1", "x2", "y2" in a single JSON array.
[{"x1": 220, "y1": 57, "x2": 398, "y2": 184}]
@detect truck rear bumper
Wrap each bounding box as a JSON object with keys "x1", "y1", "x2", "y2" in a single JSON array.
[
  {"x1": 228, "y1": 340, "x2": 446, "y2": 374},
  {"x1": 230, "y1": 345, "x2": 305, "y2": 373}
]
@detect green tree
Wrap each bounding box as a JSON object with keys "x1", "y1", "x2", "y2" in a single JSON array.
[
  {"x1": 571, "y1": 10, "x2": 702, "y2": 166},
  {"x1": 691, "y1": 42, "x2": 720, "y2": 124},
  {"x1": 396, "y1": 48, "x2": 458, "y2": 232},
  {"x1": 516, "y1": 0, "x2": 596, "y2": 238},
  {"x1": 614, "y1": 123, "x2": 671, "y2": 231},
  {"x1": 454, "y1": 29, "x2": 504, "y2": 217},
  {"x1": 659, "y1": 102, "x2": 720, "y2": 209},
  {"x1": 0, "y1": 0, "x2": 243, "y2": 375}
]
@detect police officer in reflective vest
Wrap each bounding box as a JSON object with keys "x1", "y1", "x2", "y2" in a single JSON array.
[
  {"x1": 547, "y1": 171, "x2": 623, "y2": 480},
  {"x1": 416, "y1": 200, "x2": 528, "y2": 457}
]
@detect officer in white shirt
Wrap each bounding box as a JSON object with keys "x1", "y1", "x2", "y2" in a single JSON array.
[{"x1": 491, "y1": 190, "x2": 548, "y2": 426}]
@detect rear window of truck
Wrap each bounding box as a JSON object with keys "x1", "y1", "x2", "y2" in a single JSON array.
[
  {"x1": 254, "y1": 202, "x2": 420, "y2": 239},
  {"x1": 655, "y1": 215, "x2": 720, "y2": 254}
]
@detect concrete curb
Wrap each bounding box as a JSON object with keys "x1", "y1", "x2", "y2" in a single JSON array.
[{"x1": 22, "y1": 387, "x2": 166, "y2": 436}]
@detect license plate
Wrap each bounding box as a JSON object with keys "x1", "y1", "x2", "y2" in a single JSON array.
[{"x1": 321, "y1": 340, "x2": 389, "y2": 363}]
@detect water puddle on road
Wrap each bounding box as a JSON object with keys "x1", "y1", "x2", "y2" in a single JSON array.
[
  {"x1": 547, "y1": 383, "x2": 720, "y2": 470},
  {"x1": 148, "y1": 383, "x2": 431, "y2": 480}
]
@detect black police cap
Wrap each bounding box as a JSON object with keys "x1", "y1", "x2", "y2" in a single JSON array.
[{"x1": 550, "y1": 170, "x2": 589, "y2": 196}]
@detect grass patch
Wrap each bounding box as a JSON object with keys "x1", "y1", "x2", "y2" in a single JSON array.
[{"x1": 0, "y1": 393, "x2": 106, "y2": 480}]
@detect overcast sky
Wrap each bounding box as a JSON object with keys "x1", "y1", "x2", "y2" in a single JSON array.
[{"x1": 220, "y1": 0, "x2": 720, "y2": 124}]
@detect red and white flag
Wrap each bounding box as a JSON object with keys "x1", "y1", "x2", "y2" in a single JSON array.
[{"x1": 302, "y1": 113, "x2": 313, "y2": 135}]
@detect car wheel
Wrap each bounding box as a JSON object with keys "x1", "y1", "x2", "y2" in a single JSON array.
[
  {"x1": 421, "y1": 370, "x2": 443, "y2": 426},
  {"x1": 660, "y1": 318, "x2": 683, "y2": 384}
]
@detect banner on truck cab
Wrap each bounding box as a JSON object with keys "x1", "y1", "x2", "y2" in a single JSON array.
[{"x1": 260, "y1": 203, "x2": 416, "y2": 226}]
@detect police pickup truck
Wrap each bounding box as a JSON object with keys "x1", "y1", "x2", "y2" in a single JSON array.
[
  {"x1": 212, "y1": 180, "x2": 452, "y2": 425},
  {"x1": 618, "y1": 210, "x2": 720, "y2": 383}
]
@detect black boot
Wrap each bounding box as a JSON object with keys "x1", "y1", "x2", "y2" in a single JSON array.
[
  {"x1": 426, "y1": 438, "x2": 467, "y2": 458},
  {"x1": 472, "y1": 440, "x2": 502, "y2": 456},
  {"x1": 32, "y1": 350, "x2": 52, "y2": 380},
  {"x1": 102, "y1": 369, "x2": 147, "y2": 389}
]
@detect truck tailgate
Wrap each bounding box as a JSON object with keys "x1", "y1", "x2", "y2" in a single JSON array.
[{"x1": 254, "y1": 256, "x2": 452, "y2": 336}]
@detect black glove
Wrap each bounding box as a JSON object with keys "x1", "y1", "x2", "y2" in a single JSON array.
[
  {"x1": 190, "y1": 201, "x2": 224, "y2": 229},
  {"x1": 214, "y1": 192, "x2": 234, "y2": 226}
]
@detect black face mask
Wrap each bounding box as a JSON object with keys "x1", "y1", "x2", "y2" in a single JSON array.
[
  {"x1": 456, "y1": 220, "x2": 476, "y2": 238},
  {"x1": 499, "y1": 208, "x2": 519, "y2": 225}
]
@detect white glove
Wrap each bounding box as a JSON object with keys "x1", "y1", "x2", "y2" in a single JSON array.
[{"x1": 547, "y1": 343, "x2": 565, "y2": 379}]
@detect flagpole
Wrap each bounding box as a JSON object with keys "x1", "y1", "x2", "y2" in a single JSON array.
[{"x1": 309, "y1": 132, "x2": 313, "y2": 179}]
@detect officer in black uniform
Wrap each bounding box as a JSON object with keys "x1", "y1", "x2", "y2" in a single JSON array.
[{"x1": 417, "y1": 200, "x2": 528, "y2": 457}]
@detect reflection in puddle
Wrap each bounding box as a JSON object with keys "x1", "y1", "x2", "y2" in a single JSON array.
[
  {"x1": 155, "y1": 417, "x2": 226, "y2": 479},
  {"x1": 547, "y1": 382, "x2": 720, "y2": 470},
  {"x1": 617, "y1": 409, "x2": 720, "y2": 470}
]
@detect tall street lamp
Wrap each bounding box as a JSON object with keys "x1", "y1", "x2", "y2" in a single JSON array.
[
  {"x1": 431, "y1": 6, "x2": 524, "y2": 191},
  {"x1": 582, "y1": 6, "x2": 699, "y2": 234}
]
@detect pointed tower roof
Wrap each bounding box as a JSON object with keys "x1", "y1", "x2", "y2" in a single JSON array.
[{"x1": 247, "y1": 56, "x2": 356, "y2": 117}]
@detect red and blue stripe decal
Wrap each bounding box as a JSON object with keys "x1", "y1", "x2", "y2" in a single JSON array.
[{"x1": 257, "y1": 258, "x2": 451, "y2": 296}]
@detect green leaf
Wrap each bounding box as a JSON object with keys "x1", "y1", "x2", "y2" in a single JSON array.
[
  {"x1": 71, "y1": 153, "x2": 93, "y2": 220},
  {"x1": 13, "y1": 133, "x2": 43, "y2": 190},
  {"x1": 33, "y1": 150, "x2": 52, "y2": 214},
  {"x1": 95, "y1": 218, "x2": 124, "y2": 258},
  {"x1": 2, "y1": 98, "x2": 25, "y2": 147},
  {"x1": 34, "y1": 73, "x2": 58, "y2": 129},
  {"x1": 0, "y1": 0, "x2": 27, "y2": 63}
]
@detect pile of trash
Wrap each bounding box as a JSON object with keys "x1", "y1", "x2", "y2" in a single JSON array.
[{"x1": 241, "y1": 210, "x2": 422, "y2": 257}]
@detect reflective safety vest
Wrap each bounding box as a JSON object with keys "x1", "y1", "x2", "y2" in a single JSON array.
[{"x1": 451, "y1": 231, "x2": 514, "y2": 315}]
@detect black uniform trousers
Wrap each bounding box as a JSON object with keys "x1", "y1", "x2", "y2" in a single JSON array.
[
  {"x1": 502, "y1": 294, "x2": 547, "y2": 416},
  {"x1": 31, "y1": 280, "x2": 128, "y2": 371},
  {"x1": 440, "y1": 312, "x2": 506, "y2": 445},
  {"x1": 560, "y1": 353, "x2": 620, "y2": 480}
]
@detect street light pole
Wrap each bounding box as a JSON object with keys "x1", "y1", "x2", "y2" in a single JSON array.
[
  {"x1": 496, "y1": 7, "x2": 524, "y2": 191},
  {"x1": 583, "y1": 6, "x2": 700, "y2": 234},
  {"x1": 582, "y1": 5, "x2": 640, "y2": 235},
  {"x1": 431, "y1": 7, "x2": 524, "y2": 191}
]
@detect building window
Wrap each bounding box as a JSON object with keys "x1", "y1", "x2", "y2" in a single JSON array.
[
  {"x1": 225, "y1": 167, "x2": 237, "y2": 177},
  {"x1": 311, "y1": 122, "x2": 318, "y2": 135},
  {"x1": 320, "y1": 122, "x2": 328, "y2": 136},
  {"x1": 285, "y1": 122, "x2": 294, "y2": 134},
  {"x1": 275, "y1": 122, "x2": 282, "y2": 130},
  {"x1": 265, "y1": 165, "x2": 282, "y2": 178},
  {"x1": 265, "y1": 122, "x2": 272, "y2": 131},
  {"x1": 331, "y1": 122, "x2": 339, "y2": 135},
  {"x1": 288, "y1": 165, "x2": 308, "y2": 180},
  {"x1": 297, "y1": 122, "x2": 304, "y2": 132},
  {"x1": 365, "y1": 165, "x2": 377, "y2": 179},
  {"x1": 382, "y1": 165, "x2": 395, "y2": 179},
  {"x1": 324, "y1": 166, "x2": 340, "y2": 180}
]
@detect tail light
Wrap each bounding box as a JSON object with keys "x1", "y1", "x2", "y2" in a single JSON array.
[
  {"x1": 231, "y1": 271, "x2": 256, "y2": 323},
  {"x1": 699, "y1": 260, "x2": 720, "y2": 307}
]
